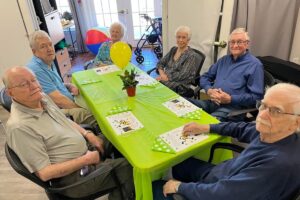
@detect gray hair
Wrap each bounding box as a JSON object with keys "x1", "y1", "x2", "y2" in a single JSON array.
[
  {"x1": 2, "y1": 66, "x2": 35, "y2": 88},
  {"x1": 175, "y1": 26, "x2": 192, "y2": 40},
  {"x1": 229, "y1": 27, "x2": 250, "y2": 41},
  {"x1": 266, "y1": 83, "x2": 300, "y2": 133},
  {"x1": 29, "y1": 30, "x2": 51, "y2": 50},
  {"x1": 110, "y1": 22, "x2": 126, "y2": 38},
  {"x1": 266, "y1": 83, "x2": 300, "y2": 114}
]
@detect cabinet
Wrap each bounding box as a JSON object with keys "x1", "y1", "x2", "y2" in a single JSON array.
[
  {"x1": 56, "y1": 48, "x2": 72, "y2": 83},
  {"x1": 45, "y1": 11, "x2": 65, "y2": 45},
  {"x1": 32, "y1": 0, "x2": 71, "y2": 82}
]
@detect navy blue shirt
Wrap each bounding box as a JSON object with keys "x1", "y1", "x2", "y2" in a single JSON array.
[
  {"x1": 179, "y1": 122, "x2": 300, "y2": 200},
  {"x1": 200, "y1": 52, "x2": 264, "y2": 108}
]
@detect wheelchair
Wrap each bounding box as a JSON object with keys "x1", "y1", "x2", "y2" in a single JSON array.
[{"x1": 134, "y1": 14, "x2": 163, "y2": 64}]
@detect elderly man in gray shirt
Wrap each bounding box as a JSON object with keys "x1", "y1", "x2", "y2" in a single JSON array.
[{"x1": 3, "y1": 66, "x2": 134, "y2": 199}]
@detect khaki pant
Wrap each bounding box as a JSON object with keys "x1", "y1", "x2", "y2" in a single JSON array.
[{"x1": 61, "y1": 107, "x2": 97, "y2": 128}]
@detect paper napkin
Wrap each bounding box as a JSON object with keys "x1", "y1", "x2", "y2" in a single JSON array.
[
  {"x1": 180, "y1": 109, "x2": 202, "y2": 120},
  {"x1": 107, "y1": 105, "x2": 132, "y2": 115},
  {"x1": 152, "y1": 137, "x2": 176, "y2": 154},
  {"x1": 80, "y1": 79, "x2": 102, "y2": 85}
]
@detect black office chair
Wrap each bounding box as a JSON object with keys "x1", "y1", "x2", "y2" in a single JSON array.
[
  {"x1": 294, "y1": 190, "x2": 300, "y2": 200},
  {"x1": 226, "y1": 69, "x2": 276, "y2": 121},
  {"x1": 0, "y1": 87, "x2": 12, "y2": 112},
  {"x1": 5, "y1": 143, "x2": 124, "y2": 200},
  {"x1": 147, "y1": 47, "x2": 206, "y2": 98}
]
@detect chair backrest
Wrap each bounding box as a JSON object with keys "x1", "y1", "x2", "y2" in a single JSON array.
[
  {"x1": 263, "y1": 69, "x2": 275, "y2": 90},
  {"x1": 5, "y1": 143, "x2": 50, "y2": 189},
  {"x1": 5, "y1": 143, "x2": 124, "y2": 199},
  {"x1": 0, "y1": 88, "x2": 12, "y2": 112},
  {"x1": 294, "y1": 189, "x2": 300, "y2": 200},
  {"x1": 191, "y1": 48, "x2": 206, "y2": 85}
]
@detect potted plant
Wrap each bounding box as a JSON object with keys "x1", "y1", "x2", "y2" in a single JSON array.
[{"x1": 118, "y1": 69, "x2": 139, "y2": 97}]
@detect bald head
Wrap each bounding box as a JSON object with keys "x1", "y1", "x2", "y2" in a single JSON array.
[
  {"x1": 2, "y1": 66, "x2": 43, "y2": 108},
  {"x1": 2, "y1": 66, "x2": 35, "y2": 89}
]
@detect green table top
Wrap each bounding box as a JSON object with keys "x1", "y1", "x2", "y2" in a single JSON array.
[{"x1": 72, "y1": 63, "x2": 230, "y2": 199}]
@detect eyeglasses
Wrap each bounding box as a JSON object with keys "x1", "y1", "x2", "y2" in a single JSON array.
[
  {"x1": 228, "y1": 40, "x2": 248, "y2": 46},
  {"x1": 9, "y1": 79, "x2": 38, "y2": 89},
  {"x1": 256, "y1": 100, "x2": 299, "y2": 117}
]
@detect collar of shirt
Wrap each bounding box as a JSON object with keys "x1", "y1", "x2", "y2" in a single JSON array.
[
  {"x1": 12, "y1": 94, "x2": 49, "y2": 118},
  {"x1": 32, "y1": 56, "x2": 56, "y2": 71},
  {"x1": 230, "y1": 50, "x2": 249, "y2": 62}
]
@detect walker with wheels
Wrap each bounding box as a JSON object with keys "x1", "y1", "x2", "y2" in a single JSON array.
[{"x1": 134, "y1": 14, "x2": 163, "y2": 64}]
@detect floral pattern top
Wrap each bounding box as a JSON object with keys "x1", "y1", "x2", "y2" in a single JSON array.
[{"x1": 94, "y1": 41, "x2": 113, "y2": 66}]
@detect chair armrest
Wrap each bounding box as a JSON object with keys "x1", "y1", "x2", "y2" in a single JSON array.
[
  {"x1": 84, "y1": 60, "x2": 94, "y2": 70},
  {"x1": 208, "y1": 142, "x2": 244, "y2": 163},
  {"x1": 173, "y1": 194, "x2": 187, "y2": 200},
  {"x1": 147, "y1": 67, "x2": 157, "y2": 75},
  {"x1": 80, "y1": 124, "x2": 96, "y2": 132},
  {"x1": 227, "y1": 108, "x2": 258, "y2": 117},
  {"x1": 48, "y1": 164, "x2": 114, "y2": 193}
]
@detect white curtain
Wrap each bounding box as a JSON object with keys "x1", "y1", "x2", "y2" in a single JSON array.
[
  {"x1": 231, "y1": 0, "x2": 300, "y2": 61},
  {"x1": 68, "y1": 0, "x2": 98, "y2": 52}
]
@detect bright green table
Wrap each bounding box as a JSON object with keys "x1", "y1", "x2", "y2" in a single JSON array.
[{"x1": 72, "y1": 64, "x2": 231, "y2": 200}]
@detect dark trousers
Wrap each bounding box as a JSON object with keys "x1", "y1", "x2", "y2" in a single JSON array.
[{"x1": 152, "y1": 158, "x2": 215, "y2": 200}]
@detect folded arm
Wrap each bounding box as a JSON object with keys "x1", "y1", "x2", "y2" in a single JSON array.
[{"x1": 35, "y1": 150, "x2": 99, "y2": 181}]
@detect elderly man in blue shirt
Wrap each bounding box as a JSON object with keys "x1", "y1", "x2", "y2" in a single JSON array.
[
  {"x1": 27, "y1": 30, "x2": 96, "y2": 128},
  {"x1": 190, "y1": 28, "x2": 264, "y2": 121},
  {"x1": 154, "y1": 83, "x2": 300, "y2": 200}
]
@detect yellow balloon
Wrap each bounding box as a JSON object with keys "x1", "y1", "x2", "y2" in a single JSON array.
[{"x1": 110, "y1": 41, "x2": 132, "y2": 69}]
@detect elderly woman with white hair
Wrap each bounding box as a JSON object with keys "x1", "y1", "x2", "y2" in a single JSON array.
[
  {"x1": 156, "y1": 26, "x2": 198, "y2": 93},
  {"x1": 94, "y1": 22, "x2": 126, "y2": 66}
]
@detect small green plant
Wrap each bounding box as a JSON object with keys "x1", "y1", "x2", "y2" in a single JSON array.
[{"x1": 118, "y1": 69, "x2": 139, "y2": 90}]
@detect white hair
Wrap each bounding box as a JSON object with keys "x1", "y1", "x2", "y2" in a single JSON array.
[
  {"x1": 109, "y1": 22, "x2": 126, "y2": 38},
  {"x1": 2, "y1": 66, "x2": 35, "y2": 88},
  {"x1": 175, "y1": 26, "x2": 192, "y2": 40},
  {"x1": 229, "y1": 27, "x2": 250, "y2": 41},
  {"x1": 29, "y1": 30, "x2": 51, "y2": 50},
  {"x1": 266, "y1": 83, "x2": 300, "y2": 114},
  {"x1": 266, "y1": 83, "x2": 300, "y2": 133}
]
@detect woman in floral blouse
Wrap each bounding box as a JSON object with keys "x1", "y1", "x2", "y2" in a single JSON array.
[{"x1": 94, "y1": 22, "x2": 125, "y2": 66}]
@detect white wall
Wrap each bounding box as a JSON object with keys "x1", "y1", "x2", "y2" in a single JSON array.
[
  {"x1": 0, "y1": 0, "x2": 37, "y2": 87},
  {"x1": 162, "y1": 0, "x2": 234, "y2": 73}
]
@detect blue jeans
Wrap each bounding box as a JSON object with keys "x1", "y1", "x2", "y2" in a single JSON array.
[{"x1": 188, "y1": 99, "x2": 244, "y2": 122}]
